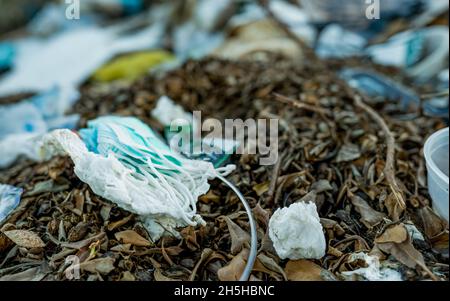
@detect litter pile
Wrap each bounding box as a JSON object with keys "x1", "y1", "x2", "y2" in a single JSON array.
[{"x1": 0, "y1": 0, "x2": 448, "y2": 281}]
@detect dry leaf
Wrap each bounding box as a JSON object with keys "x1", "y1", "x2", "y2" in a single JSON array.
[
  {"x1": 416, "y1": 206, "x2": 447, "y2": 239},
  {"x1": 222, "y1": 216, "x2": 250, "y2": 254},
  {"x1": 115, "y1": 230, "x2": 151, "y2": 247},
  {"x1": 68, "y1": 222, "x2": 90, "y2": 242},
  {"x1": 350, "y1": 194, "x2": 385, "y2": 228},
  {"x1": 375, "y1": 224, "x2": 408, "y2": 244},
  {"x1": 218, "y1": 249, "x2": 248, "y2": 281},
  {"x1": 253, "y1": 203, "x2": 270, "y2": 227},
  {"x1": 375, "y1": 223, "x2": 437, "y2": 280},
  {"x1": 3, "y1": 230, "x2": 45, "y2": 248},
  {"x1": 78, "y1": 257, "x2": 115, "y2": 275},
  {"x1": 180, "y1": 226, "x2": 200, "y2": 251},
  {"x1": 253, "y1": 182, "x2": 269, "y2": 196},
  {"x1": 199, "y1": 190, "x2": 221, "y2": 204},
  {"x1": 107, "y1": 214, "x2": 133, "y2": 231},
  {"x1": 285, "y1": 260, "x2": 335, "y2": 281},
  {"x1": 60, "y1": 232, "x2": 105, "y2": 249},
  {"x1": 256, "y1": 253, "x2": 287, "y2": 280},
  {"x1": 385, "y1": 192, "x2": 404, "y2": 221},
  {"x1": 0, "y1": 266, "x2": 48, "y2": 281}
]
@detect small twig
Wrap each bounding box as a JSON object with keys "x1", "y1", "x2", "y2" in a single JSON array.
[
  {"x1": 353, "y1": 94, "x2": 406, "y2": 215},
  {"x1": 266, "y1": 151, "x2": 284, "y2": 206},
  {"x1": 273, "y1": 93, "x2": 331, "y2": 116}
]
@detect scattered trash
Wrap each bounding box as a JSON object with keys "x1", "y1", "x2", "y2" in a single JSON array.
[
  {"x1": 340, "y1": 68, "x2": 421, "y2": 118},
  {"x1": 42, "y1": 117, "x2": 235, "y2": 240},
  {"x1": 0, "y1": 0, "x2": 448, "y2": 282},
  {"x1": 214, "y1": 19, "x2": 304, "y2": 61},
  {"x1": 316, "y1": 24, "x2": 366, "y2": 59},
  {"x1": 0, "y1": 184, "x2": 23, "y2": 223},
  {"x1": 0, "y1": 24, "x2": 164, "y2": 97},
  {"x1": 367, "y1": 26, "x2": 449, "y2": 82},
  {"x1": 269, "y1": 202, "x2": 326, "y2": 260},
  {"x1": 92, "y1": 50, "x2": 175, "y2": 82},
  {"x1": 341, "y1": 252, "x2": 403, "y2": 281},
  {"x1": 424, "y1": 127, "x2": 449, "y2": 222},
  {"x1": 152, "y1": 96, "x2": 237, "y2": 167},
  {"x1": 0, "y1": 87, "x2": 79, "y2": 168}
]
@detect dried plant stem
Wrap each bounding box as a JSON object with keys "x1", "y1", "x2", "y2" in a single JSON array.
[
  {"x1": 353, "y1": 95, "x2": 406, "y2": 213},
  {"x1": 273, "y1": 93, "x2": 331, "y2": 116}
]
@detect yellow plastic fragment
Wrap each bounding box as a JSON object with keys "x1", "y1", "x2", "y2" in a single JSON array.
[{"x1": 92, "y1": 50, "x2": 175, "y2": 82}]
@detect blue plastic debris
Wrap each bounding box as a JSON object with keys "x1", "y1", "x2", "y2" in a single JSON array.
[
  {"x1": 340, "y1": 68, "x2": 421, "y2": 119},
  {"x1": 0, "y1": 184, "x2": 23, "y2": 223},
  {"x1": 121, "y1": 0, "x2": 143, "y2": 15},
  {"x1": 0, "y1": 87, "x2": 80, "y2": 168},
  {"x1": 0, "y1": 43, "x2": 15, "y2": 70}
]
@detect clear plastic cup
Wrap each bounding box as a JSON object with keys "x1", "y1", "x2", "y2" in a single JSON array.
[{"x1": 424, "y1": 127, "x2": 449, "y2": 222}]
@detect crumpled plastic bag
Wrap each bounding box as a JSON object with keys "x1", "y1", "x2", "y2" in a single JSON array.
[
  {"x1": 41, "y1": 117, "x2": 235, "y2": 240},
  {"x1": 269, "y1": 202, "x2": 326, "y2": 259},
  {"x1": 0, "y1": 184, "x2": 23, "y2": 223}
]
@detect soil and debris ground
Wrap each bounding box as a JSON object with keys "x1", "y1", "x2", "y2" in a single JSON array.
[{"x1": 0, "y1": 54, "x2": 448, "y2": 281}]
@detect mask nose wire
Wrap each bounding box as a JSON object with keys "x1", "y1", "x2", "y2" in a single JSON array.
[{"x1": 216, "y1": 174, "x2": 258, "y2": 281}]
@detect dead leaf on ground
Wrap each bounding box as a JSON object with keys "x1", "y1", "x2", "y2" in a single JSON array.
[
  {"x1": 115, "y1": 230, "x2": 151, "y2": 247},
  {"x1": 107, "y1": 214, "x2": 133, "y2": 231},
  {"x1": 375, "y1": 223, "x2": 438, "y2": 280},
  {"x1": 253, "y1": 182, "x2": 269, "y2": 196},
  {"x1": 218, "y1": 249, "x2": 248, "y2": 281},
  {"x1": 0, "y1": 266, "x2": 48, "y2": 281},
  {"x1": 78, "y1": 257, "x2": 115, "y2": 275},
  {"x1": 349, "y1": 194, "x2": 385, "y2": 228},
  {"x1": 3, "y1": 230, "x2": 45, "y2": 248},
  {"x1": 375, "y1": 224, "x2": 408, "y2": 244},
  {"x1": 221, "y1": 216, "x2": 250, "y2": 254},
  {"x1": 285, "y1": 260, "x2": 336, "y2": 281}
]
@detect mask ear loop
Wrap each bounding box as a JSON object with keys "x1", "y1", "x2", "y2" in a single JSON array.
[{"x1": 216, "y1": 174, "x2": 257, "y2": 281}]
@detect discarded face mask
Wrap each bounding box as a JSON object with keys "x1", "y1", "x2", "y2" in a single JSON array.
[
  {"x1": 41, "y1": 117, "x2": 236, "y2": 240},
  {"x1": 366, "y1": 26, "x2": 449, "y2": 82},
  {"x1": 91, "y1": 50, "x2": 175, "y2": 82},
  {"x1": 151, "y1": 96, "x2": 238, "y2": 167},
  {"x1": 0, "y1": 184, "x2": 23, "y2": 223},
  {"x1": 0, "y1": 87, "x2": 79, "y2": 168},
  {"x1": 269, "y1": 201, "x2": 326, "y2": 260}
]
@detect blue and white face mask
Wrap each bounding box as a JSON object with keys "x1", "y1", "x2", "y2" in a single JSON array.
[{"x1": 43, "y1": 116, "x2": 235, "y2": 240}]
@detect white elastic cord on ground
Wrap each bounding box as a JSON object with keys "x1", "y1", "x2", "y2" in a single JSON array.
[{"x1": 216, "y1": 174, "x2": 257, "y2": 281}]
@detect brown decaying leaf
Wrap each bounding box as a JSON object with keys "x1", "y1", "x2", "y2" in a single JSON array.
[
  {"x1": 218, "y1": 249, "x2": 248, "y2": 281},
  {"x1": 0, "y1": 266, "x2": 48, "y2": 281},
  {"x1": 107, "y1": 214, "x2": 133, "y2": 231},
  {"x1": 285, "y1": 260, "x2": 336, "y2": 281},
  {"x1": 115, "y1": 230, "x2": 151, "y2": 247},
  {"x1": 375, "y1": 224, "x2": 408, "y2": 244},
  {"x1": 349, "y1": 194, "x2": 385, "y2": 228},
  {"x1": 221, "y1": 216, "x2": 250, "y2": 255},
  {"x1": 2, "y1": 230, "x2": 45, "y2": 248},
  {"x1": 375, "y1": 223, "x2": 439, "y2": 280},
  {"x1": 78, "y1": 257, "x2": 115, "y2": 275}
]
